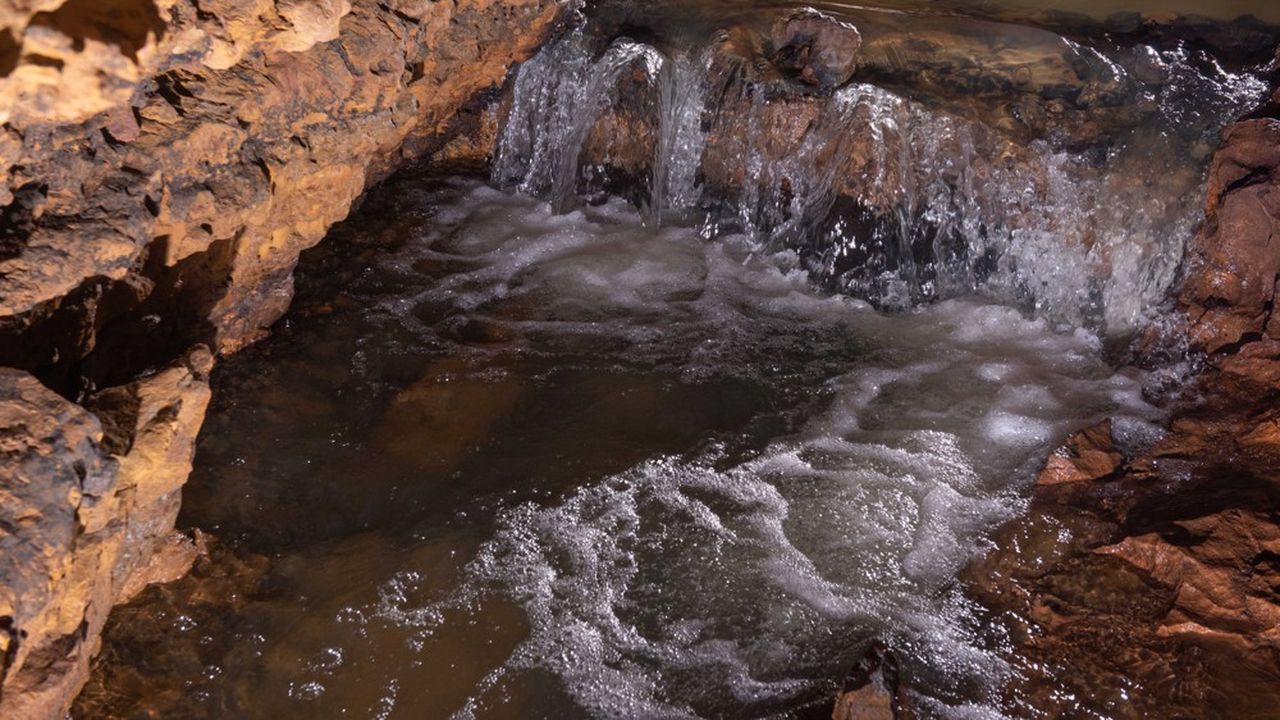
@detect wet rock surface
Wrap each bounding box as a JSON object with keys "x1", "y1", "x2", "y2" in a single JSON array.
[
  {"x1": 71, "y1": 534, "x2": 270, "y2": 719},
  {"x1": 498, "y1": 5, "x2": 1266, "y2": 337},
  {"x1": 0, "y1": 1, "x2": 565, "y2": 717},
  {"x1": 1, "y1": 1, "x2": 1278, "y2": 718},
  {"x1": 770, "y1": 8, "x2": 862, "y2": 89},
  {"x1": 831, "y1": 643, "x2": 908, "y2": 720},
  {"x1": 1181, "y1": 118, "x2": 1280, "y2": 353},
  {"x1": 963, "y1": 109, "x2": 1280, "y2": 719}
]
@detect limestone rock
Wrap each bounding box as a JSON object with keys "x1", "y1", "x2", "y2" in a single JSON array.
[
  {"x1": 0, "y1": 367, "x2": 119, "y2": 720},
  {"x1": 0, "y1": 347, "x2": 212, "y2": 719},
  {"x1": 85, "y1": 345, "x2": 213, "y2": 601},
  {"x1": 0, "y1": 0, "x2": 565, "y2": 393},
  {"x1": 0, "y1": 2, "x2": 565, "y2": 714}
]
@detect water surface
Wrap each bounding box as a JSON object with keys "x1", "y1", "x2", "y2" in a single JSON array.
[
  {"x1": 78, "y1": 179, "x2": 1162, "y2": 719},
  {"x1": 75, "y1": 1, "x2": 1275, "y2": 717}
]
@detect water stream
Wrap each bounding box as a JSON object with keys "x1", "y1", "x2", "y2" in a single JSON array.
[
  {"x1": 494, "y1": 8, "x2": 1267, "y2": 335},
  {"x1": 76, "y1": 3, "x2": 1273, "y2": 719}
]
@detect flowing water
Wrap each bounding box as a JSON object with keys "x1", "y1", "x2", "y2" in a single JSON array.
[
  {"x1": 78, "y1": 179, "x2": 1164, "y2": 719},
  {"x1": 494, "y1": 5, "x2": 1268, "y2": 335},
  {"x1": 77, "y1": 3, "x2": 1274, "y2": 719}
]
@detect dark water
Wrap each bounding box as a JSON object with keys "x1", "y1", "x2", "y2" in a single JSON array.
[
  {"x1": 76, "y1": 177, "x2": 1161, "y2": 719},
  {"x1": 75, "y1": 1, "x2": 1274, "y2": 718}
]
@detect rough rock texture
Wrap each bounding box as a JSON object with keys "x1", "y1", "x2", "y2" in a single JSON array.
[
  {"x1": 0, "y1": 368, "x2": 117, "y2": 718},
  {"x1": 0, "y1": 1, "x2": 566, "y2": 716},
  {"x1": 963, "y1": 112, "x2": 1280, "y2": 719},
  {"x1": 571, "y1": 23, "x2": 1039, "y2": 210},
  {"x1": 0, "y1": 0, "x2": 564, "y2": 397},
  {"x1": 0, "y1": 347, "x2": 210, "y2": 720},
  {"x1": 831, "y1": 643, "x2": 909, "y2": 720},
  {"x1": 770, "y1": 8, "x2": 861, "y2": 89},
  {"x1": 1180, "y1": 118, "x2": 1280, "y2": 354}
]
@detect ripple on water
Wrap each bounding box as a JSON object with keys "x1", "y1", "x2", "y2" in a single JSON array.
[{"x1": 80, "y1": 180, "x2": 1162, "y2": 719}]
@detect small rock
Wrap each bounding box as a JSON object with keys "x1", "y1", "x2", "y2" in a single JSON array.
[
  {"x1": 832, "y1": 641, "x2": 908, "y2": 720},
  {"x1": 102, "y1": 105, "x2": 141, "y2": 144},
  {"x1": 1037, "y1": 419, "x2": 1123, "y2": 486},
  {"x1": 770, "y1": 9, "x2": 861, "y2": 89}
]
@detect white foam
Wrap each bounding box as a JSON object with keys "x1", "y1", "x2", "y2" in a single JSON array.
[
  {"x1": 344, "y1": 183, "x2": 1165, "y2": 718},
  {"x1": 496, "y1": 24, "x2": 1269, "y2": 339}
]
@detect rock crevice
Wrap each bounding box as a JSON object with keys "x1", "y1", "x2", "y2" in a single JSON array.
[{"x1": 0, "y1": 0, "x2": 565, "y2": 716}]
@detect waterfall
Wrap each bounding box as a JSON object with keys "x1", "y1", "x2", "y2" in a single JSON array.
[
  {"x1": 493, "y1": 22, "x2": 1266, "y2": 336},
  {"x1": 648, "y1": 49, "x2": 711, "y2": 225},
  {"x1": 492, "y1": 30, "x2": 664, "y2": 213}
]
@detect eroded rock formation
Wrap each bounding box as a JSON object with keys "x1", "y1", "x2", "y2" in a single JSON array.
[
  {"x1": 4, "y1": 1, "x2": 1280, "y2": 717},
  {"x1": 1, "y1": 0, "x2": 562, "y2": 387},
  {"x1": 0, "y1": 0, "x2": 564, "y2": 715},
  {"x1": 0, "y1": 348, "x2": 209, "y2": 719},
  {"x1": 963, "y1": 110, "x2": 1280, "y2": 720}
]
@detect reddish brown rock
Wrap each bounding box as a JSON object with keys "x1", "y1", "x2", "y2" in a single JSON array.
[
  {"x1": 964, "y1": 110, "x2": 1280, "y2": 719},
  {"x1": 1181, "y1": 119, "x2": 1280, "y2": 354},
  {"x1": 965, "y1": 394, "x2": 1280, "y2": 718},
  {"x1": 771, "y1": 8, "x2": 862, "y2": 89},
  {"x1": 832, "y1": 642, "x2": 911, "y2": 720},
  {"x1": 1037, "y1": 419, "x2": 1123, "y2": 486},
  {"x1": 71, "y1": 533, "x2": 271, "y2": 718},
  {"x1": 0, "y1": 347, "x2": 211, "y2": 720}
]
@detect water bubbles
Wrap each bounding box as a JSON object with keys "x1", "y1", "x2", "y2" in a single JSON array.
[
  {"x1": 288, "y1": 680, "x2": 326, "y2": 701},
  {"x1": 494, "y1": 18, "x2": 1267, "y2": 338},
  {"x1": 338, "y1": 187, "x2": 1162, "y2": 714},
  {"x1": 311, "y1": 646, "x2": 345, "y2": 671}
]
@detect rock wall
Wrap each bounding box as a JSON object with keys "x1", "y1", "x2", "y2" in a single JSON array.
[
  {"x1": 962, "y1": 112, "x2": 1280, "y2": 718},
  {"x1": 0, "y1": 0, "x2": 565, "y2": 716},
  {"x1": 1, "y1": 0, "x2": 563, "y2": 392},
  {"x1": 0, "y1": 350, "x2": 209, "y2": 720}
]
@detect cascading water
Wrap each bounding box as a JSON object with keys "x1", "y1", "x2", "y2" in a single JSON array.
[
  {"x1": 649, "y1": 48, "x2": 712, "y2": 224},
  {"x1": 493, "y1": 29, "x2": 666, "y2": 213},
  {"x1": 80, "y1": 180, "x2": 1166, "y2": 719},
  {"x1": 493, "y1": 12, "x2": 1267, "y2": 335},
  {"x1": 79, "y1": 4, "x2": 1277, "y2": 720}
]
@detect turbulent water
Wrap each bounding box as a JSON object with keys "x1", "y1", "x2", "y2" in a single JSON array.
[
  {"x1": 494, "y1": 13, "x2": 1267, "y2": 335},
  {"x1": 80, "y1": 180, "x2": 1164, "y2": 719},
  {"x1": 79, "y1": 3, "x2": 1274, "y2": 719}
]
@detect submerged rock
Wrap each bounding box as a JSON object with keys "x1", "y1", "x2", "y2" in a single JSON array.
[
  {"x1": 832, "y1": 642, "x2": 910, "y2": 720},
  {"x1": 770, "y1": 8, "x2": 862, "y2": 89}
]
